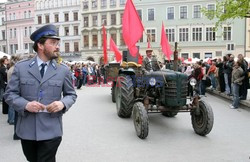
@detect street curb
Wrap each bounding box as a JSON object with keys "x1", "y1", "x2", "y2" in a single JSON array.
[{"x1": 207, "y1": 89, "x2": 250, "y2": 108}]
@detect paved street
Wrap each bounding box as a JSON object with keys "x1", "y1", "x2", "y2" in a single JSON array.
[{"x1": 1, "y1": 86, "x2": 250, "y2": 162}]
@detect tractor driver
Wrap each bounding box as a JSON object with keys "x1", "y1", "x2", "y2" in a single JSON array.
[{"x1": 142, "y1": 48, "x2": 159, "y2": 73}]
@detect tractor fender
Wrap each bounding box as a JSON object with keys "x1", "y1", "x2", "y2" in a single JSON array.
[{"x1": 118, "y1": 68, "x2": 136, "y2": 76}]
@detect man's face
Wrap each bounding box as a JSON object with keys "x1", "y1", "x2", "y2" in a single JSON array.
[
  {"x1": 146, "y1": 51, "x2": 152, "y2": 58},
  {"x1": 41, "y1": 39, "x2": 60, "y2": 60}
]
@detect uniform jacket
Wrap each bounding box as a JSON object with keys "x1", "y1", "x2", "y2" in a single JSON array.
[{"x1": 4, "y1": 56, "x2": 77, "y2": 141}]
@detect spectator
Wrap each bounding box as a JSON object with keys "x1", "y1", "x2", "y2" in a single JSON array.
[{"x1": 230, "y1": 61, "x2": 245, "y2": 109}]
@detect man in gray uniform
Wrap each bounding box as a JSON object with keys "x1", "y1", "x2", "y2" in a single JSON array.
[{"x1": 4, "y1": 24, "x2": 77, "y2": 162}]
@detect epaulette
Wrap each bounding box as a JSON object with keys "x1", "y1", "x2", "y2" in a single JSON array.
[
  {"x1": 59, "y1": 62, "x2": 68, "y2": 68},
  {"x1": 15, "y1": 58, "x2": 30, "y2": 65}
]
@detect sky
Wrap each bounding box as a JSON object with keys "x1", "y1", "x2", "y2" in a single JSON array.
[{"x1": 0, "y1": 0, "x2": 7, "y2": 3}]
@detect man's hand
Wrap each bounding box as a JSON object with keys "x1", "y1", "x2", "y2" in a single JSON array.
[
  {"x1": 46, "y1": 101, "x2": 65, "y2": 113},
  {"x1": 25, "y1": 101, "x2": 46, "y2": 113}
]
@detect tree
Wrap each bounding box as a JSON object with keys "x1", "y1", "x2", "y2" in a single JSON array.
[{"x1": 202, "y1": 0, "x2": 250, "y2": 28}]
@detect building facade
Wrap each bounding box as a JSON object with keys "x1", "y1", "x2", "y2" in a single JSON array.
[
  {"x1": 35, "y1": 0, "x2": 81, "y2": 61},
  {"x1": 0, "y1": 3, "x2": 7, "y2": 54},
  {"x1": 6, "y1": 0, "x2": 35, "y2": 56},
  {"x1": 81, "y1": 0, "x2": 246, "y2": 64}
]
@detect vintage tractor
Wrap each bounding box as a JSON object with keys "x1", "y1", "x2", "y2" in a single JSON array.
[{"x1": 105, "y1": 52, "x2": 214, "y2": 139}]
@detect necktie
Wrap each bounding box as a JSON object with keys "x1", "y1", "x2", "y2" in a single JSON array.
[{"x1": 40, "y1": 63, "x2": 47, "y2": 78}]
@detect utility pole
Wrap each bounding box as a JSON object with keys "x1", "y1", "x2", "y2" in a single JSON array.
[{"x1": 173, "y1": 42, "x2": 178, "y2": 71}]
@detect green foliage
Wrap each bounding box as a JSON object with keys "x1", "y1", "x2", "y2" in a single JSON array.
[{"x1": 202, "y1": 0, "x2": 250, "y2": 28}]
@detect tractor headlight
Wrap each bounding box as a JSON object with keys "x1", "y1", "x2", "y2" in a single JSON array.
[
  {"x1": 190, "y1": 78, "x2": 197, "y2": 86},
  {"x1": 149, "y1": 77, "x2": 156, "y2": 86}
]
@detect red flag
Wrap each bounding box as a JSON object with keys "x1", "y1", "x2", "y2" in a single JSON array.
[
  {"x1": 110, "y1": 38, "x2": 122, "y2": 62},
  {"x1": 161, "y1": 22, "x2": 173, "y2": 60},
  {"x1": 102, "y1": 25, "x2": 108, "y2": 64},
  {"x1": 122, "y1": 0, "x2": 144, "y2": 57}
]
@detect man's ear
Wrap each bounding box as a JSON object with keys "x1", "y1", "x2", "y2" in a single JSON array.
[{"x1": 37, "y1": 43, "x2": 44, "y2": 51}]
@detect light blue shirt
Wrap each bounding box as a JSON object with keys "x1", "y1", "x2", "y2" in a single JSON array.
[{"x1": 37, "y1": 56, "x2": 50, "y2": 74}]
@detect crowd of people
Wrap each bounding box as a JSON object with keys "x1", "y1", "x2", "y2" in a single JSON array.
[
  {"x1": 180, "y1": 53, "x2": 250, "y2": 109},
  {"x1": 66, "y1": 62, "x2": 107, "y2": 89}
]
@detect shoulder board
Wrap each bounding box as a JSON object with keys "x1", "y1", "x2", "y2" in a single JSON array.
[
  {"x1": 16, "y1": 59, "x2": 30, "y2": 65},
  {"x1": 59, "y1": 62, "x2": 68, "y2": 68}
]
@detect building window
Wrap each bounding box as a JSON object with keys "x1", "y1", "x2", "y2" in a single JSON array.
[
  {"x1": 84, "y1": 35, "x2": 89, "y2": 47},
  {"x1": 110, "y1": 0, "x2": 116, "y2": 7},
  {"x1": 64, "y1": 13, "x2": 69, "y2": 22},
  {"x1": 10, "y1": 29, "x2": 12, "y2": 38},
  {"x1": 13, "y1": 13, "x2": 15, "y2": 20},
  {"x1": 10, "y1": 44, "x2": 13, "y2": 54},
  {"x1": 179, "y1": 28, "x2": 189, "y2": 42},
  {"x1": 24, "y1": 27, "x2": 27, "y2": 37},
  {"x1": 24, "y1": 43, "x2": 28, "y2": 49},
  {"x1": 166, "y1": 28, "x2": 175, "y2": 42},
  {"x1": 53, "y1": 26, "x2": 58, "y2": 36},
  {"x1": 111, "y1": 14, "x2": 116, "y2": 25},
  {"x1": 92, "y1": 0, "x2": 97, "y2": 8},
  {"x1": 38, "y1": 16, "x2": 42, "y2": 24},
  {"x1": 65, "y1": 43, "x2": 70, "y2": 53},
  {"x1": 120, "y1": 33, "x2": 125, "y2": 45},
  {"x1": 167, "y1": 7, "x2": 174, "y2": 20},
  {"x1": 227, "y1": 44, "x2": 234, "y2": 51},
  {"x1": 192, "y1": 27, "x2": 202, "y2": 41},
  {"x1": 137, "y1": 9, "x2": 142, "y2": 20},
  {"x1": 74, "y1": 26, "x2": 78, "y2": 35},
  {"x1": 55, "y1": 14, "x2": 59, "y2": 22},
  {"x1": 14, "y1": 28, "x2": 16, "y2": 38},
  {"x1": 92, "y1": 15, "x2": 98, "y2": 26},
  {"x1": 101, "y1": 0, "x2": 107, "y2": 8},
  {"x1": 45, "y1": 15, "x2": 50, "y2": 23},
  {"x1": 74, "y1": 42, "x2": 79, "y2": 52},
  {"x1": 28, "y1": 11, "x2": 31, "y2": 18},
  {"x1": 29, "y1": 26, "x2": 32, "y2": 35},
  {"x1": 101, "y1": 15, "x2": 107, "y2": 25},
  {"x1": 2, "y1": 31, "x2": 5, "y2": 40},
  {"x1": 9, "y1": 13, "x2": 11, "y2": 21},
  {"x1": 148, "y1": 8, "x2": 154, "y2": 21},
  {"x1": 180, "y1": 6, "x2": 187, "y2": 19},
  {"x1": 84, "y1": 16, "x2": 89, "y2": 27},
  {"x1": 120, "y1": 0, "x2": 125, "y2": 5},
  {"x1": 24, "y1": 11, "x2": 27, "y2": 18},
  {"x1": 139, "y1": 35, "x2": 143, "y2": 42},
  {"x1": 111, "y1": 33, "x2": 117, "y2": 44},
  {"x1": 216, "y1": 51, "x2": 222, "y2": 57},
  {"x1": 83, "y1": 1, "x2": 88, "y2": 9},
  {"x1": 208, "y1": 4, "x2": 215, "y2": 11},
  {"x1": 206, "y1": 27, "x2": 215, "y2": 41},
  {"x1": 64, "y1": 27, "x2": 69, "y2": 36},
  {"x1": 205, "y1": 52, "x2": 212, "y2": 59},
  {"x1": 14, "y1": 44, "x2": 18, "y2": 53},
  {"x1": 120, "y1": 13, "x2": 123, "y2": 24},
  {"x1": 193, "y1": 5, "x2": 201, "y2": 18},
  {"x1": 92, "y1": 34, "x2": 98, "y2": 47},
  {"x1": 146, "y1": 29, "x2": 156, "y2": 42},
  {"x1": 181, "y1": 53, "x2": 189, "y2": 59},
  {"x1": 193, "y1": 53, "x2": 200, "y2": 59},
  {"x1": 223, "y1": 27, "x2": 232, "y2": 41},
  {"x1": 73, "y1": 12, "x2": 78, "y2": 21}
]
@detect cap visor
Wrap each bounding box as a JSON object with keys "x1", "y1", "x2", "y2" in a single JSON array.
[{"x1": 43, "y1": 35, "x2": 60, "y2": 40}]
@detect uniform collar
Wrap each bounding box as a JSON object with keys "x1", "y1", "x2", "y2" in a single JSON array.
[{"x1": 37, "y1": 56, "x2": 50, "y2": 67}]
